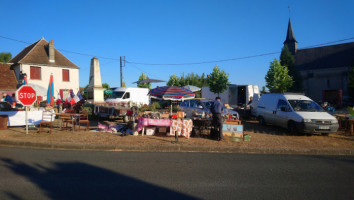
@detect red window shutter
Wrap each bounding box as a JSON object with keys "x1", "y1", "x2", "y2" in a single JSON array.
[
  {"x1": 30, "y1": 66, "x2": 41, "y2": 80},
  {"x1": 62, "y1": 69, "x2": 69, "y2": 81}
]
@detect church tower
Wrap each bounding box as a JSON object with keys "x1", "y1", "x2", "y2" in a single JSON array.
[{"x1": 283, "y1": 18, "x2": 298, "y2": 55}]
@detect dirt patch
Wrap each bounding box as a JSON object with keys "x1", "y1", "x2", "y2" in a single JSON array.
[{"x1": 0, "y1": 119, "x2": 353, "y2": 153}]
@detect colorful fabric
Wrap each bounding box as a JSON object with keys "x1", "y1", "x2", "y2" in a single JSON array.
[
  {"x1": 136, "y1": 118, "x2": 172, "y2": 132},
  {"x1": 23, "y1": 76, "x2": 28, "y2": 85},
  {"x1": 169, "y1": 119, "x2": 193, "y2": 138},
  {"x1": 46, "y1": 74, "x2": 54, "y2": 106},
  {"x1": 149, "y1": 86, "x2": 195, "y2": 100}
]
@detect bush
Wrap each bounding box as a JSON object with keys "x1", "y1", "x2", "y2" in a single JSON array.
[
  {"x1": 139, "y1": 104, "x2": 151, "y2": 112},
  {"x1": 82, "y1": 103, "x2": 95, "y2": 119},
  {"x1": 150, "y1": 102, "x2": 161, "y2": 111}
]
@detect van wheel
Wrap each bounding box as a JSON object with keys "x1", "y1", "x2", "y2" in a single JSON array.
[
  {"x1": 258, "y1": 116, "x2": 266, "y2": 125},
  {"x1": 288, "y1": 121, "x2": 298, "y2": 135}
]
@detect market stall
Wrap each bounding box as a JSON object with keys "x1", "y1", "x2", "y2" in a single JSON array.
[
  {"x1": 0, "y1": 110, "x2": 54, "y2": 126},
  {"x1": 136, "y1": 117, "x2": 193, "y2": 138}
]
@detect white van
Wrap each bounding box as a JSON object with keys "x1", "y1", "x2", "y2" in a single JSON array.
[
  {"x1": 252, "y1": 94, "x2": 339, "y2": 134},
  {"x1": 105, "y1": 87, "x2": 149, "y2": 106}
]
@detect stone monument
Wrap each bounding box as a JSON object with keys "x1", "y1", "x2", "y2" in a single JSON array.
[{"x1": 87, "y1": 57, "x2": 105, "y2": 102}]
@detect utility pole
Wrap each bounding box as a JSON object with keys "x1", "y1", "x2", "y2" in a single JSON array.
[{"x1": 120, "y1": 56, "x2": 124, "y2": 87}]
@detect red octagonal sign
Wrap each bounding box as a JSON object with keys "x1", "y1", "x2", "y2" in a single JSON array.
[{"x1": 16, "y1": 85, "x2": 37, "y2": 106}]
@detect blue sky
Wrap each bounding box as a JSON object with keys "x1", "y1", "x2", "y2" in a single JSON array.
[{"x1": 1, "y1": 0, "x2": 353, "y2": 89}]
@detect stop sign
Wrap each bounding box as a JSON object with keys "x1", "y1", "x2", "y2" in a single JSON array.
[{"x1": 16, "y1": 85, "x2": 37, "y2": 106}]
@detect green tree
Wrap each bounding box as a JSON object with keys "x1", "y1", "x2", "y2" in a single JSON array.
[
  {"x1": 0, "y1": 52, "x2": 12, "y2": 63},
  {"x1": 280, "y1": 45, "x2": 302, "y2": 92},
  {"x1": 167, "y1": 74, "x2": 180, "y2": 86},
  {"x1": 265, "y1": 59, "x2": 293, "y2": 93},
  {"x1": 207, "y1": 65, "x2": 229, "y2": 96},
  {"x1": 102, "y1": 83, "x2": 110, "y2": 90},
  {"x1": 102, "y1": 83, "x2": 111, "y2": 99},
  {"x1": 261, "y1": 86, "x2": 267, "y2": 94},
  {"x1": 136, "y1": 73, "x2": 151, "y2": 89}
]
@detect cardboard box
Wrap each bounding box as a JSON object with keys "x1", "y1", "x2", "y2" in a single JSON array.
[
  {"x1": 145, "y1": 126, "x2": 156, "y2": 135},
  {"x1": 158, "y1": 127, "x2": 167, "y2": 133}
]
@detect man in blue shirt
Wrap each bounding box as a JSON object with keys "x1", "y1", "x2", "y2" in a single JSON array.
[{"x1": 210, "y1": 97, "x2": 224, "y2": 141}]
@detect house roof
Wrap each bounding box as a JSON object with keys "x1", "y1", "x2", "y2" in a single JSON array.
[
  {"x1": 295, "y1": 42, "x2": 354, "y2": 71},
  {"x1": 9, "y1": 38, "x2": 79, "y2": 69},
  {"x1": 283, "y1": 19, "x2": 297, "y2": 45},
  {"x1": 0, "y1": 63, "x2": 18, "y2": 90}
]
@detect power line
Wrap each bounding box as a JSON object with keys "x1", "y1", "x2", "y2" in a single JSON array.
[
  {"x1": 1, "y1": 34, "x2": 354, "y2": 66},
  {"x1": 127, "y1": 62, "x2": 165, "y2": 80},
  {"x1": 126, "y1": 51, "x2": 281, "y2": 66},
  {"x1": 0, "y1": 35, "x2": 120, "y2": 61},
  {"x1": 126, "y1": 37, "x2": 354, "y2": 66}
]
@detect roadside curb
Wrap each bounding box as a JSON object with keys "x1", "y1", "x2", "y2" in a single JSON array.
[{"x1": 0, "y1": 139, "x2": 353, "y2": 155}]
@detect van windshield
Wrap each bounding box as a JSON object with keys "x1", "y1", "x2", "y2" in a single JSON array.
[
  {"x1": 111, "y1": 91, "x2": 125, "y2": 99},
  {"x1": 288, "y1": 100, "x2": 324, "y2": 112}
]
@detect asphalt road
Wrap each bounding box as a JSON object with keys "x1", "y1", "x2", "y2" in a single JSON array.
[{"x1": 0, "y1": 147, "x2": 353, "y2": 200}]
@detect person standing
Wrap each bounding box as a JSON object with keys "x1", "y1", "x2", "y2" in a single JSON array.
[{"x1": 210, "y1": 97, "x2": 224, "y2": 141}]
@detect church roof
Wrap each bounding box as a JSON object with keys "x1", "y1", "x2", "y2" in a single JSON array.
[
  {"x1": 0, "y1": 63, "x2": 18, "y2": 90},
  {"x1": 295, "y1": 42, "x2": 354, "y2": 71},
  {"x1": 9, "y1": 38, "x2": 79, "y2": 69},
  {"x1": 283, "y1": 19, "x2": 297, "y2": 44}
]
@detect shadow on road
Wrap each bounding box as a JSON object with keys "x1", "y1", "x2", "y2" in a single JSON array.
[{"x1": 1, "y1": 158, "x2": 198, "y2": 200}]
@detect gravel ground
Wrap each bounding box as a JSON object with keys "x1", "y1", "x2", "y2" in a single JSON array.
[{"x1": 0, "y1": 119, "x2": 353, "y2": 154}]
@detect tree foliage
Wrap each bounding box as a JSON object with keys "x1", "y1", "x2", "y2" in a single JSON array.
[
  {"x1": 102, "y1": 83, "x2": 110, "y2": 99},
  {"x1": 167, "y1": 73, "x2": 208, "y2": 88},
  {"x1": 260, "y1": 86, "x2": 267, "y2": 94},
  {"x1": 102, "y1": 83, "x2": 110, "y2": 90},
  {"x1": 207, "y1": 65, "x2": 229, "y2": 96},
  {"x1": 0, "y1": 52, "x2": 12, "y2": 63},
  {"x1": 265, "y1": 59, "x2": 293, "y2": 93},
  {"x1": 137, "y1": 73, "x2": 151, "y2": 89},
  {"x1": 280, "y1": 45, "x2": 302, "y2": 92},
  {"x1": 167, "y1": 74, "x2": 180, "y2": 86}
]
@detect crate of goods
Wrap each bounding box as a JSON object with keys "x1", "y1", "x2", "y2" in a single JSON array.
[
  {"x1": 228, "y1": 136, "x2": 243, "y2": 142},
  {"x1": 145, "y1": 126, "x2": 156, "y2": 135},
  {"x1": 243, "y1": 134, "x2": 251, "y2": 141}
]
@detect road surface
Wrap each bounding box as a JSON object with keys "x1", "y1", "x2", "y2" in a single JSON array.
[{"x1": 0, "y1": 147, "x2": 353, "y2": 200}]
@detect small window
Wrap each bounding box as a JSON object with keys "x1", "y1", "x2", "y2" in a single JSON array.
[
  {"x1": 30, "y1": 66, "x2": 41, "y2": 80},
  {"x1": 62, "y1": 69, "x2": 70, "y2": 82},
  {"x1": 123, "y1": 92, "x2": 130, "y2": 99},
  {"x1": 277, "y1": 99, "x2": 290, "y2": 112}
]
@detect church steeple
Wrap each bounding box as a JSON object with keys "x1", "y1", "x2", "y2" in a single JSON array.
[{"x1": 283, "y1": 18, "x2": 298, "y2": 55}]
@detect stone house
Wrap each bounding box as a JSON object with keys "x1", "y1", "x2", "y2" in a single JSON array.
[
  {"x1": 8, "y1": 38, "x2": 80, "y2": 100},
  {"x1": 283, "y1": 19, "x2": 354, "y2": 105}
]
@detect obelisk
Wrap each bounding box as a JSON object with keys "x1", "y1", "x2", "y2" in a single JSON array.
[{"x1": 87, "y1": 57, "x2": 105, "y2": 102}]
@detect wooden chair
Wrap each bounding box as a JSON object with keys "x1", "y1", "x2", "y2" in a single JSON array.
[
  {"x1": 78, "y1": 110, "x2": 90, "y2": 131},
  {"x1": 39, "y1": 111, "x2": 54, "y2": 134},
  {"x1": 59, "y1": 113, "x2": 72, "y2": 130},
  {"x1": 64, "y1": 110, "x2": 76, "y2": 131}
]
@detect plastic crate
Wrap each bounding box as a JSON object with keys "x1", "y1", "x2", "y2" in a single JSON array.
[
  {"x1": 243, "y1": 134, "x2": 251, "y2": 141},
  {"x1": 228, "y1": 136, "x2": 243, "y2": 142}
]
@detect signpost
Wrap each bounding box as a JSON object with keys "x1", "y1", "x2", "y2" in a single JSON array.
[{"x1": 16, "y1": 85, "x2": 37, "y2": 134}]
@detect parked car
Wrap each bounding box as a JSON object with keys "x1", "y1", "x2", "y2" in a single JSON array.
[
  {"x1": 251, "y1": 93, "x2": 339, "y2": 135},
  {"x1": 0, "y1": 102, "x2": 24, "y2": 111},
  {"x1": 178, "y1": 99, "x2": 240, "y2": 119},
  {"x1": 0, "y1": 102, "x2": 14, "y2": 111}
]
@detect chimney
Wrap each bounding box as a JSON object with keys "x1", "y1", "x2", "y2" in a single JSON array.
[{"x1": 49, "y1": 40, "x2": 55, "y2": 63}]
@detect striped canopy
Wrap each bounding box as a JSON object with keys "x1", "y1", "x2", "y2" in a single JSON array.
[{"x1": 149, "y1": 86, "x2": 195, "y2": 101}]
